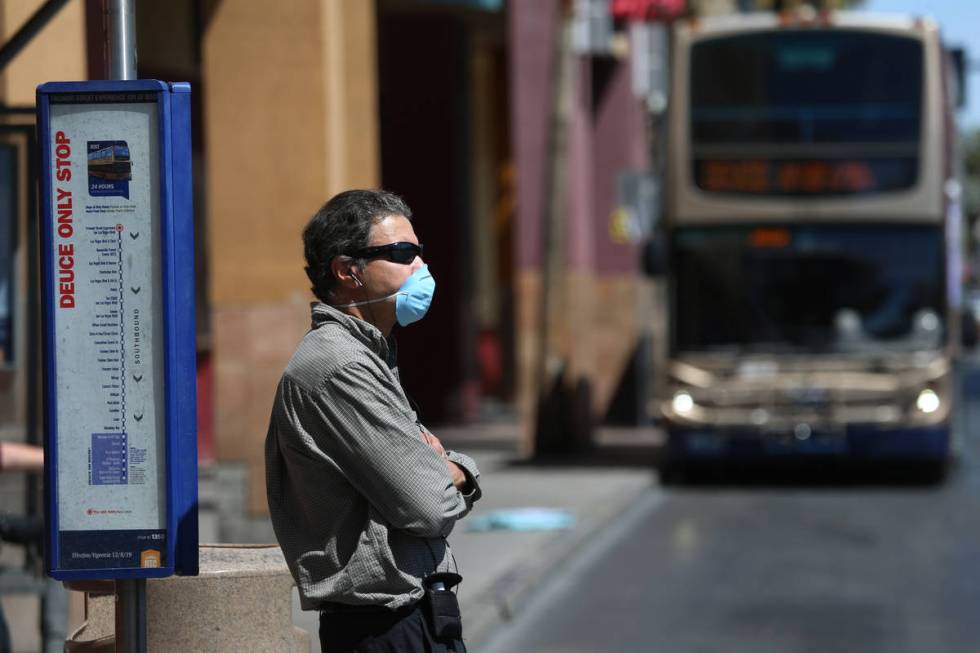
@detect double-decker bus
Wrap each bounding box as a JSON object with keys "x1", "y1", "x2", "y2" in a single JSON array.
[
  {"x1": 87, "y1": 142, "x2": 132, "y2": 181},
  {"x1": 656, "y1": 11, "x2": 968, "y2": 478}
]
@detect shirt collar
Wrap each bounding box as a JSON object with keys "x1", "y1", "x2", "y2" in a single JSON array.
[{"x1": 310, "y1": 302, "x2": 392, "y2": 359}]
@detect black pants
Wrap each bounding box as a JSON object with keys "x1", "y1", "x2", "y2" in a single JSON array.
[{"x1": 319, "y1": 603, "x2": 466, "y2": 653}]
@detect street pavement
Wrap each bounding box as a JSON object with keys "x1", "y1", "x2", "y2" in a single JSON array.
[
  {"x1": 447, "y1": 446, "x2": 657, "y2": 648},
  {"x1": 481, "y1": 378, "x2": 980, "y2": 652}
]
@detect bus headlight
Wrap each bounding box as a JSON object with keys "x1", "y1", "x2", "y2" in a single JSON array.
[
  {"x1": 672, "y1": 391, "x2": 695, "y2": 415},
  {"x1": 915, "y1": 389, "x2": 941, "y2": 414}
]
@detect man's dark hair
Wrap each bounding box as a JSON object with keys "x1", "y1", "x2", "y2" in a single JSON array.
[{"x1": 303, "y1": 189, "x2": 413, "y2": 302}]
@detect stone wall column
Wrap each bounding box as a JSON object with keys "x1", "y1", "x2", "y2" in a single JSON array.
[{"x1": 203, "y1": 0, "x2": 379, "y2": 513}]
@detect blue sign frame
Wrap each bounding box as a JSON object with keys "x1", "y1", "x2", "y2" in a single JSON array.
[
  {"x1": 37, "y1": 80, "x2": 198, "y2": 580},
  {"x1": 0, "y1": 143, "x2": 16, "y2": 366}
]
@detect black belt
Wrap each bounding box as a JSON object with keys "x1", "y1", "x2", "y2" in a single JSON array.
[{"x1": 319, "y1": 601, "x2": 417, "y2": 616}]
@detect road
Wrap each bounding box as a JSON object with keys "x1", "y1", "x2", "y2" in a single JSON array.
[{"x1": 483, "y1": 375, "x2": 980, "y2": 653}]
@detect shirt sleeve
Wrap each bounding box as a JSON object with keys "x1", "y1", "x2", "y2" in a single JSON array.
[
  {"x1": 415, "y1": 420, "x2": 482, "y2": 515},
  {"x1": 279, "y1": 360, "x2": 470, "y2": 539},
  {"x1": 445, "y1": 450, "x2": 482, "y2": 513}
]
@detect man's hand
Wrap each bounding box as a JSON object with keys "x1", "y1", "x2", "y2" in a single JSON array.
[
  {"x1": 422, "y1": 430, "x2": 468, "y2": 491},
  {"x1": 446, "y1": 461, "x2": 468, "y2": 491},
  {"x1": 421, "y1": 430, "x2": 446, "y2": 457}
]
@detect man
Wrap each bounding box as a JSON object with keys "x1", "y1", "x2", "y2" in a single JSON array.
[{"x1": 265, "y1": 189, "x2": 481, "y2": 653}]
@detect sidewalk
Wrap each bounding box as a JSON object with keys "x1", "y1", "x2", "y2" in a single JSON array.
[{"x1": 292, "y1": 423, "x2": 663, "y2": 651}]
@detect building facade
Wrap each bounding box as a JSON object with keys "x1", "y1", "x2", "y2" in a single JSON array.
[{"x1": 1, "y1": 0, "x2": 661, "y2": 517}]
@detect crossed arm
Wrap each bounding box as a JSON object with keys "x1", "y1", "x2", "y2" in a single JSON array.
[
  {"x1": 420, "y1": 429, "x2": 469, "y2": 492},
  {"x1": 280, "y1": 362, "x2": 481, "y2": 538}
]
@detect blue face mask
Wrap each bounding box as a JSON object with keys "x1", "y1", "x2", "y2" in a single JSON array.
[
  {"x1": 395, "y1": 264, "x2": 436, "y2": 326},
  {"x1": 334, "y1": 264, "x2": 435, "y2": 327}
]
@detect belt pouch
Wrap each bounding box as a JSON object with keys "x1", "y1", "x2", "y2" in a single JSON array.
[{"x1": 423, "y1": 572, "x2": 463, "y2": 640}]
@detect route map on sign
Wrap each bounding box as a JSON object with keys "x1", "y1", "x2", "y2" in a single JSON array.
[{"x1": 48, "y1": 97, "x2": 167, "y2": 569}]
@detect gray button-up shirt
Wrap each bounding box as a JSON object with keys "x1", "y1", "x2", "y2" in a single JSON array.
[{"x1": 265, "y1": 303, "x2": 481, "y2": 611}]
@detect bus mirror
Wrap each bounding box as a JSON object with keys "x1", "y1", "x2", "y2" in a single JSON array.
[
  {"x1": 948, "y1": 47, "x2": 968, "y2": 110},
  {"x1": 642, "y1": 237, "x2": 667, "y2": 276}
]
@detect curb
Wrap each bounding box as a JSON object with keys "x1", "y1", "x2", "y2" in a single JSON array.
[{"x1": 460, "y1": 473, "x2": 655, "y2": 649}]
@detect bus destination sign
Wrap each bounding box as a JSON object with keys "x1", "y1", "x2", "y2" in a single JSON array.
[{"x1": 694, "y1": 158, "x2": 918, "y2": 197}]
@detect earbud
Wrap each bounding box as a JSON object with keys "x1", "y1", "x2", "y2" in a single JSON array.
[{"x1": 351, "y1": 270, "x2": 364, "y2": 287}]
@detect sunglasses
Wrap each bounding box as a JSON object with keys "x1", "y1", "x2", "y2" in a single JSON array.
[{"x1": 350, "y1": 241, "x2": 423, "y2": 264}]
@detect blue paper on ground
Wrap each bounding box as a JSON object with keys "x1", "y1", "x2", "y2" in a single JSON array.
[{"x1": 466, "y1": 507, "x2": 575, "y2": 532}]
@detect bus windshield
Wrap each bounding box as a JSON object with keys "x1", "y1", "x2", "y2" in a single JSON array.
[
  {"x1": 690, "y1": 30, "x2": 923, "y2": 195},
  {"x1": 671, "y1": 224, "x2": 945, "y2": 354}
]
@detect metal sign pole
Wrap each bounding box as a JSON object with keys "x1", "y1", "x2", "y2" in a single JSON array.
[
  {"x1": 115, "y1": 579, "x2": 146, "y2": 652},
  {"x1": 107, "y1": 0, "x2": 136, "y2": 82},
  {"x1": 106, "y1": 2, "x2": 145, "y2": 651}
]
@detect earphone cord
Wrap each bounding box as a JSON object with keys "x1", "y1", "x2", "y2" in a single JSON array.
[
  {"x1": 423, "y1": 538, "x2": 462, "y2": 596},
  {"x1": 405, "y1": 391, "x2": 424, "y2": 424},
  {"x1": 353, "y1": 272, "x2": 385, "y2": 332}
]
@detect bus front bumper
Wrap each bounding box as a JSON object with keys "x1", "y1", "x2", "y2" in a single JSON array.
[{"x1": 666, "y1": 423, "x2": 950, "y2": 461}]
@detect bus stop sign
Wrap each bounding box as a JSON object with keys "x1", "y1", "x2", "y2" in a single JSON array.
[{"x1": 36, "y1": 80, "x2": 198, "y2": 580}]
